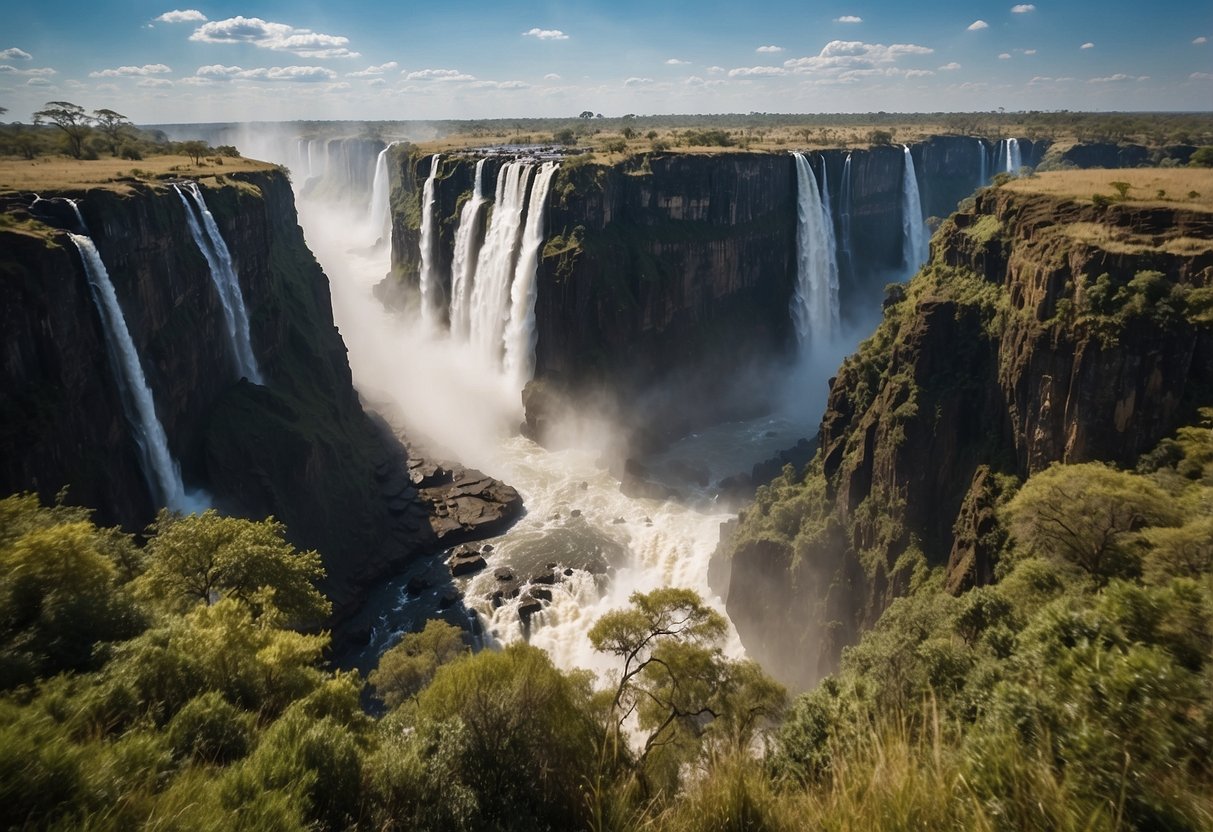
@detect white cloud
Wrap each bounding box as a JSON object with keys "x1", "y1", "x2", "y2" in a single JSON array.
[
  {"x1": 346, "y1": 61, "x2": 397, "y2": 77},
  {"x1": 998, "y1": 53, "x2": 1012, "y2": 59},
  {"x1": 138, "y1": 77, "x2": 174, "y2": 87},
  {"x1": 1194, "y1": 36, "x2": 1208, "y2": 45},
  {"x1": 189, "y1": 17, "x2": 358, "y2": 58},
  {"x1": 404, "y1": 68, "x2": 476, "y2": 82},
  {"x1": 1089, "y1": 73, "x2": 1140, "y2": 83},
  {"x1": 783, "y1": 40, "x2": 933, "y2": 77},
  {"x1": 26, "y1": 77, "x2": 53, "y2": 87},
  {"x1": 367, "y1": 77, "x2": 386, "y2": 86},
  {"x1": 0, "y1": 65, "x2": 55, "y2": 76},
  {"x1": 470, "y1": 79, "x2": 530, "y2": 90},
  {"x1": 728, "y1": 65, "x2": 788, "y2": 77},
  {"x1": 1011, "y1": 4, "x2": 1036, "y2": 12},
  {"x1": 967, "y1": 20, "x2": 989, "y2": 30},
  {"x1": 1190, "y1": 71, "x2": 1213, "y2": 80},
  {"x1": 1023, "y1": 48, "x2": 1037, "y2": 55},
  {"x1": 666, "y1": 58, "x2": 690, "y2": 65},
  {"x1": 905, "y1": 69, "x2": 934, "y2": 77},
  {"x1": 756, "y1": 45, "x2": 784, "y2": 53},
  {"x1": 938, "y1": 61, "x2": 961, "y2": 70},
  {"x1": 684, "y1": 75, "x2": 705, "y2": 85},
  {"x1": 835, "y1": 15, "x2": 863, "y2": 23},
  {"x1": 89, "y1": 63, "x2": 172, "y2": 77},
  {"x1": 194, "y1": 64, "x2": 338, "y2": 82},
  {"x1": 156, "y1": 9, "x2": 207, "y2": 23},
  {"x1": 544, "y1": 73, "x2": 561, "y2": 80},
  {"x1": 523, "y1": 28, "x2": 569, "y2": 40},
  {"x1": 1080, "y1": 42, "x2": 1095, "y2": 49},
  {"x1": 0, "y1": 47, "x2": 32, "y2": 60},
  {"x1": 706, "y1": 65, "x2": 725, "y2": 73},
  {"x1": 624, "y1": 76, "x2": 654, "y2": 86}
]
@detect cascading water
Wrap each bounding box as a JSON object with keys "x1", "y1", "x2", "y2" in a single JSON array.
[
  {"x1": 174, "y1": 183, "x2": 263, "y2": 384},
  {"x1": 790, "y1": 152, "x2": 840, "y2": 348},
  {"x1": 900, "y1": 145, "x2": 929, "y2": 273},
  {"x1": 1007, "y1": 137, "x2": 1022, "y2": 173},
  {"x1": 367, "y1": 142, "x2": 398, "y2": 247},
  {"x1": 69, "y1": 230, "x2": 191, "y2": 512},
  {"x1": 469, "y1": 161, "x2": 533, "y2": 364},
  {"x1": 417, "y1": 154, "x2": 443, "y2": 327},
  {"x1": 978, "y1": 138, "x2": 989, "y2": 186},
  {"x1": 449, "y1": 158, "x2": 489, "y2": 340},
  {"x1": 839, "y1": 152, "x2": 855, "y2": 282},
  {"x1": 503, "y1": 161, "x2": 559, "y2": 391}
]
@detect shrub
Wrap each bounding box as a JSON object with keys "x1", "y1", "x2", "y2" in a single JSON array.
[{"x1": 168, "y1": 692, "x2": 253, "y2": 763}]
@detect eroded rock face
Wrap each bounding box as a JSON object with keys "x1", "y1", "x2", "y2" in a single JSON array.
[
  {"x1": 0, "y1": 174, "x2": 522, "y2": 625},
  {"x1": 724, "y1": 184, "x2": 1213, "y2": 688}
]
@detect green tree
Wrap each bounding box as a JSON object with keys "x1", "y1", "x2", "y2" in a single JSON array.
[
  {"x1": 32, "y1": 101, "x2": 92, "y2": 158},
  {"x1": 369, "y1": 619, "x2": 467, "y2": 709},
  {"x1": 180, "y1": 139, "x2": 208, "y2": 165},
  {"x1": 136, "y1": 510, "x2": 330, "y2": 626},
  {"x1": 1003, "y1": 462, "x2": 1178, "y2": 582},
  {"x1": 91, "y1": 108, "x2": 131, "y2": 155},
  {"x1": 1189, "y1": 146, "x2": 1213, "y2": 168}
]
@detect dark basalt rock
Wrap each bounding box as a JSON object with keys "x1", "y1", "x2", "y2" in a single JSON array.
[{"x1": 448, "y1": 545, "x2": 488, "y2": 577}]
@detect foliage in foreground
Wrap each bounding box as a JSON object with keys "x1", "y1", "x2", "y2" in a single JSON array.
[{"x1": 2, "y1": 410, "x2": 1212, "y2": 830}]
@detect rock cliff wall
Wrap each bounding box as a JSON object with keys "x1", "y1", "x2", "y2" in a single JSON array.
[
  {"x1": 0, "y1": 172, "x2": 436, "y2": 617},
  {"x1": 722, "y1": 180, "x2": 1213, "y2": 689}
]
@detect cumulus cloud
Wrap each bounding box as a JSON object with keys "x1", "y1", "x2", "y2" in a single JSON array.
[
  {"x1": 544, "y1": 72, "x2": 561, "y2": 80},
  {"x1": 968, "y1": 20, "x2": 989, "y2": 30},
  {"x1": 0, "y1": 47, "x2": 32, "y2": 60},
  {"x1": 665, "y1": 58, "x2": 690, "y2": 65},
  {"x1": 194, "y1": 63, "x2": 338, "y2": 82},
  {"x1": 835, "y1": 15, "x2": 863, "y2": 23},
  {"x1": 1089, "y1": 73, "x2": 1141, "y2": 83},
  {"x1": 26, "y1": 77, "x2": 53, "y2": 87},
  {"x1": 783, "y1": 40, "x2": 933, "y2": 77},
  {"x1": 624, "y1": 76, "x2": 654, "y2": 86},
  {"x1": 1080, "y1": 42, "x2": 1095, "y2": 49},
  {"x1": 89, "y1": 63, "x2": 172, "y2": 77},
  {"x1": 756, "y1": 45, "x2": 784, "y2": 53},
  {"x1": 138, "y1": 77, "x2": 174, "y2": 87},
  {"x1": 156, "y1": 9, "x2": 207, "y2": 23},
  {"x1": 1194, "y1": 36, "x2": 1208, "y2": 45},
  {"x1": 1023, "y1": 48, "x2": 1037, "y2": 55},
  {"x1": 1011, "y1": 4, "x2": 1035, "y2": 12},
  {"x1": 1190, "y1": 71, "x2": 1213, "y2": 80},
  {"x1": 190, "y1": 17, "x2": 358, "y2": 58},
  {"x1": 346, "y1": 61, "x2": 397, "y2": 77},
  {"x1": 938, "y1": 61, "x2": 962, "y2": 70},
  {"x1": 728, "y1": 65, "x2": 788, "y2": 77},
  {"x1": 998, "y1": 53, "x2": 1012, "y2": 59},
  {"x1": 0, "y1": 65, "x2": 55, "y2": 76},
  {"x1": 684, "y1": 75, "x2": 705, "y2": 85},
  {"x1": 523, "y1": 28, "x2": 568, "y2": 40},
  {"x1": 404, "y1": 68, "x2": 476, "y2": 81},
  {"x1": 706, "y1": 65, "x2": 725, "y2": 73}
]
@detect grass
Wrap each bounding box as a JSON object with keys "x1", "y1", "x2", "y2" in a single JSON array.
[
  {"x1": 0, "y1": 154, "x2": 277, "y2": 195},
  {"x1": 1002, "y1": 168, "x2": 1213, "y2": 212},
  {"x1": 1064, "y1": 221, "x2": 1213, "y2": 256}
]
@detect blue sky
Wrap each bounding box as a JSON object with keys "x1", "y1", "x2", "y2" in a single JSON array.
[{"x1": 2, "y1": 1, "x2": 1210, "y2": 122}]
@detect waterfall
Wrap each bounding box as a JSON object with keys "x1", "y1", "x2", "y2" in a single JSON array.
[
  {"x1": 901, "y1": 145, "x2": 928, "y2": 273},
  {"x1": 839, "y1": 152, "x2": 854, "y2": 281},
  {"x1": 790, "y1": 152, "x2": 840, "y2": 347},
  {"x1": 469, "y1": 161, "x2": 533, "y2": 364},
  {"x1": 307, "y1": 139, "x2": 323, "y2": 180},
  {"x1": 449, "y1": 158, "x2": 489, "y2": 340},
  {"x1": 417, "y1": 155, "x2": 444, "y2": 327},
  {"x1": 817, "y1": 154, "x2": 841, "y2": 324},
  {"x1": 978, "y1": 138, "x2": 989, "y2": 186},
  {"x1": 367, "y1": 142, "x2": 397, "y2": 247},
  {"x1": 174, "y1": 183, "x2": 263, "y2": 384},
  {"x1": 503, "y1": 161, "x2": 559, "y2": 390},
  {"x1": 1007, "y1": 137, "x2": 1022, "y2": 173},
  {"x1": 69, "y1": 232, "x2": 190, "y2": 512}
]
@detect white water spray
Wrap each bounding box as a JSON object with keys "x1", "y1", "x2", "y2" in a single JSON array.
[
  {"x1": 978, "y1": 138, "x2": 989, "y2": 186},
  {"x1": 790, "y1": 152, "x2": 840, "y2": 347},
  {"x1": 417, "y1": 154, "x2": 443, "y2": 327},
  {"x1": 174, "y1": 183, "x2": 263, "y2": 384},
  {"x1": 900, "y1": 145, "x2": 929, "y2": 273},
  {"x1": 839, "y1": 152, "x2": 855, "y2": 281},
  {"x1": 69, "y1": 232, "x2": 192, "y2": 512},
  {"x1": 1007, "y1": 137, "x2": 1022, "y2": 173},
  {"x1": 503, "y1": 161, "x2": 559, "y2": 391},
  {"x1": 449, "y1": 158, "x2": 489, "y2": 340},
  {"x1": 367, "y1": 142, "x2": 398, "y2": 247}
]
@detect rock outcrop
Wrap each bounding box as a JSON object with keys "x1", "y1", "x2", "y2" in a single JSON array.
[{"x1": 722, "y1": 175, "x2": 1213, "y2": 689}]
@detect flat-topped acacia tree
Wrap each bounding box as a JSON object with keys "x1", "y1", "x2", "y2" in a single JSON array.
[{"x1": 32, "y1": 101, "x2": 91, "y2": 159}]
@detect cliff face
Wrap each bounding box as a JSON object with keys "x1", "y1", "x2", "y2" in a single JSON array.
[
  {"x1": 724, "y1": 179, "x2": 1213, "y2": 689},
  {"x1": 0, "y1": 172, "x2": 436, "y2": 616}
]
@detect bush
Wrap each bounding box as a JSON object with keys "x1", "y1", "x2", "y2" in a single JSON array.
[
  {"x1": 168, "y1": 692, "x2": 254, "y2": 763},
  {"x1": 119, "y1": 144, "x2": 142, "y2": 160}
]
